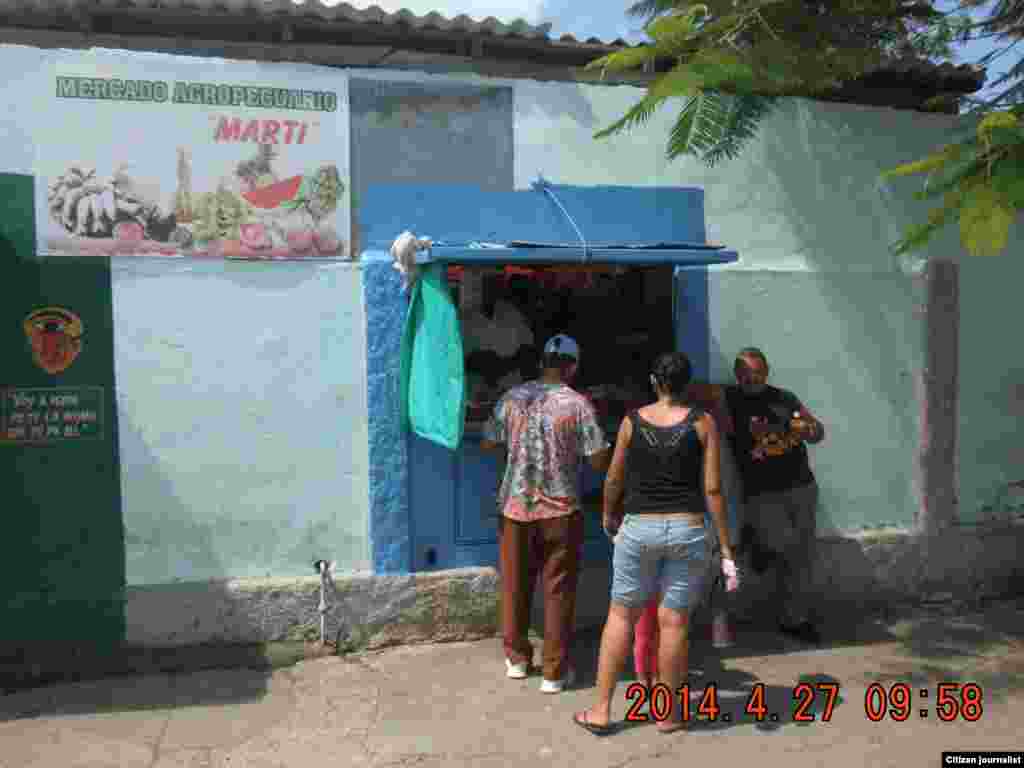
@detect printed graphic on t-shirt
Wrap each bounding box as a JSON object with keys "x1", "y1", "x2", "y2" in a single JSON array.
[
  {"x1": 750, "y1": 424, "x2": 802, "y2": 461},
  {"x1": 749, "y1": 404, "x2": 801, "y2": 461}
]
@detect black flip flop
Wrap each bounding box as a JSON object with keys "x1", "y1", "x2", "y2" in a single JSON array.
[
  {"x1": 656, "y1": 721, "x2": 686, "y2": 734},
  {"x1": 573, "y1": 711, "x2": 614, "y2": 737}
]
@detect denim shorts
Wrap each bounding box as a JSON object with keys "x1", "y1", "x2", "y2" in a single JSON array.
[{"x1": 611, "y1": 515, "x2": 708, "y2": 612}]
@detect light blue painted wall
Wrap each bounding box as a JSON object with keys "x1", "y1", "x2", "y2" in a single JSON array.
[
  {"x1": 958, "y1": 257, "x2": 1024, "y2": 524},
  {"x1": 509, "y1": 80, "x2": 1015, "y2": 533},
  {"x1": 111, "y1": 259, "x2": 370, "y2": 584},
  {"x1": 2, "y1": 46, "x2": 1019, "y2": 588},
  {"x1": 0, "y1": 45, "x2": 47, "y2": 175}
]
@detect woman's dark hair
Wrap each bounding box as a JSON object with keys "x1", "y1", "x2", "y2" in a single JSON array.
[{"x1": 651, "y1": 352, "x2": 692, "y2": 399}]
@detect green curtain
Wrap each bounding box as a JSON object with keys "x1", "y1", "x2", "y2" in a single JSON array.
[{"x1": 399, "y1": 263, "x2": 466, "y2": 450}]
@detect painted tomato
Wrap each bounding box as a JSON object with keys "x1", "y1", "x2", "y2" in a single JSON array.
[
  {"x1": 220, "y1": 239, "x2": 243, "y2": 258},
  {"x1": 313, "y1": 229, "x2": 340, "y2": 255},
  {"x1": 287, "y1": 230, "x2": 314, "y2": 254},
  {"x1": 240, "y1": 223, "x2": 271, "y2": 250},
  {"x1": 114, "y1": 221, "x2": 145, "y2": 241}
]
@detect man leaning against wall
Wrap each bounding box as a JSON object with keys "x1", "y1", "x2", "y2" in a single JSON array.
[{"x1": 722, "y1": 347, "x2": 826, "y2": 644}]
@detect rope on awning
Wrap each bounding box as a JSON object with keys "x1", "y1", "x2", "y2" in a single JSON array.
[{"x1": 532, "y1": 174, "x2": 591, "y2": 263}]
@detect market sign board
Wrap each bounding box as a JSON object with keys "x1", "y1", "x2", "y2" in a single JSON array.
[
  {"x1": 35, "y1": 51, "x2": 350, "y2": 260},
  {"x1": 1, "y1": 387, "x2": 104, "y2": 443}
]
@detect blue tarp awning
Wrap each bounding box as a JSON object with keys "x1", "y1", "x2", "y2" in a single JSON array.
[
  {"x1": 359, "y1": 182, "x2": 740, "y2": 268},
  {"x1": 415, "y1": 243, "x2": 737, "y2": 267}
]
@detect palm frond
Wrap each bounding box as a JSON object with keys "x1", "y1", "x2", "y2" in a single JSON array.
[
  {"x1": 586, "y1": 45, "x2": 659, "y2": 74},
  {"x1": 626, "y1": 0, "x2": 680, "y2": 21},
  {"x1": 667, "y1": 91, "x2": 776, "y2": 165},
  {"x1": 701, "y1": 93, "x2": 777, "y2": 165},
  {"x1": 593, "y1": 91, "x2": 670, "y2": 140},
  {"x1": 645, "y1": 5, "x2": 709, "y2": 43},
  {"x1": 588, "y1": 7, "x2": 709, "y2": 74}
]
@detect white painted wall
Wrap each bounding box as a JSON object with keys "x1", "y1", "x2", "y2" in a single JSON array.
[{"x1": 112, "y1": 259, "x2": 370, "y2": 584}]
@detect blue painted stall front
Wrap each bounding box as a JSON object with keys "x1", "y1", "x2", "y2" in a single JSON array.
[{"x1": 361, "y1": 183, "x2": 738, "y2": 575}]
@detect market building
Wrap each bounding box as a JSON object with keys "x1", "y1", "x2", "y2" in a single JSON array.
[{"x1": 1, "y1": 1, "x2": 1022, "y2": 655}]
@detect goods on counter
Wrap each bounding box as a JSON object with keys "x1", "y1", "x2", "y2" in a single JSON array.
[
  {"x1": 461, "y1": 300, "x2": 534, "y2": 359},
  {"x1": 466, "y1": 400, "x2": 496, "y2": 423}
]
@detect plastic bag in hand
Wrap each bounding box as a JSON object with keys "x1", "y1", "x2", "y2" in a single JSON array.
[{"x1": 722, "y1": 558, "x2": 740, "y2": 592}]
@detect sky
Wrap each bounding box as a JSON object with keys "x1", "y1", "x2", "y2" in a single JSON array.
[{"x1": 356, "y1": 0, "x2": 1015, "y2": 101}]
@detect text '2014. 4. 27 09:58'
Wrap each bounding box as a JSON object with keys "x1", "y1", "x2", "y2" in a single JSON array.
[{"x1": 623, "y1": 681, "x2": 985, "y2": 724}]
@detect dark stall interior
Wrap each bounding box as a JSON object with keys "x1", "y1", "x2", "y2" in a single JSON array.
[{"x1": 450, "y1": 264, "x2": 676, "y2": 433}]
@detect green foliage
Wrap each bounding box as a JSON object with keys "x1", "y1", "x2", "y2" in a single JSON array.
[
  {"x1": 600, "y1": 0, "x2": 1024, "y2": 258},
  {"x1": 593, "y1": 92, "x2": 672, "y2": 140},
  {"x1": 591, "y1": 0, "x2": 942, "y2": 166},
  {"x1": 886, "y1": 111, "x2": 1024, "y2": 257},
  {"x1": 668, "y1": 91, "x2": 778, "y2": 164}
]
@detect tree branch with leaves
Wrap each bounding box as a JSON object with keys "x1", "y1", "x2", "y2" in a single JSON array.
[{"x1": 593, "y1": 0, "x2": 1024, "y2": 257}]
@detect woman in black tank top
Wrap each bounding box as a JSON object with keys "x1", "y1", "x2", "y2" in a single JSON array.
[
  {"x1": 574, "y1": 353, "x2": 738, "y2": 736},
  {"x1": 623, "y1": 405, "x2": 706, "y2": 516}
]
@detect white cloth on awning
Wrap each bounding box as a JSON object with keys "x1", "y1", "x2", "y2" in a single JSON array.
[{"x1": 390, "y1": 231, "x2": 432, "y2": 290}]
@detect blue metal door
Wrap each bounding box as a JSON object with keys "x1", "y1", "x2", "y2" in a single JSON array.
[{"x1": 409, "y1": 430, "x2": 612, "y2": 571}]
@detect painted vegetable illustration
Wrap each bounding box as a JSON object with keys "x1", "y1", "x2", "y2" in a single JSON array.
[
  {"x1": 174, "y1": 147, "x2": 194, "y2": 224},
  {"x1": 242, "y1": 175, "x2": 304, "y2": 209},
  {"x1": 236, "y1": 143, "x2": 279, "y2": 192},
  {"x1": 313, "y1": 226, "x2": 341, "y2": 255},
  {"x1": 47, "y1": 164, "x2": 176, "y2": 240},
  {"x1": 308, "y1": 164, "x2": 342, "y2": 222},
  {"x1": 114, "y1": 221, "x2": 145, "y2": 242},
  {"x1": 286, "y1": 229, "x2": 315, "y2": 254},
  {"x1": 192, "y1": 186, "x2": 253, "y2": 243},
  {"x1": 239, "y1": 223, "x2": 271, "y2": 250},
  {"x1": 276, "y1": 164, "x2": 343, "y2": 223}
]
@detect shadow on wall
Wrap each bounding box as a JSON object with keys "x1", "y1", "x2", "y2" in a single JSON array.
[
  {"x1": 708, "y1": 100, "x2": 933, "y2": 531},
  {"x1": 514, "y1": 80, "x2": 598, "y2": 128},
  {"x1": 119, "y1": 407, "x2": 225, "y2": 590},
  {"x1": 349, "y1": 78, "x2": 517, "y2": 256},
  {"x1": 0, "y1": 274, "x2": 279, "y2": 718}
]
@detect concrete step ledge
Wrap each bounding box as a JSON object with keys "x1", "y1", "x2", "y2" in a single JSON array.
[{"x1": 3, "y1": 524, "x2": 1019, "y2": 694}]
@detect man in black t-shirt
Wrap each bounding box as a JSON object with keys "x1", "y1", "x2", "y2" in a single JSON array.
[{"x1": 723, "y1": 347, "x2": 826, "y2": 644}]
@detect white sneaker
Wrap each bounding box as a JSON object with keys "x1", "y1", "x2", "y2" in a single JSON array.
[
  {"x1": 540, "y1": 666, "x2": 576, "y2": 694},
  {"x1": 506, "y1": 659, "x2": 529, "y2": 679}
]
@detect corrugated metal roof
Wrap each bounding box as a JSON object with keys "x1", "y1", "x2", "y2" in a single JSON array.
[
  {"x1": 0, "y1": 0, "x2": 551, "y2": 37},
  {"x1": 0, "y1": 0, "x2": 985, "y2": 96}
]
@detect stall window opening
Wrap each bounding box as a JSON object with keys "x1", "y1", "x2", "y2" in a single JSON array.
[{"x1": 448, "y1": 264, "x2": 676, "y2": 433}]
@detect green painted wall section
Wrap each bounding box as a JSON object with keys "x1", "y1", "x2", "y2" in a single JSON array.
[{"x1": 0, "y1": 173, "x2": 125, "y2": 648}]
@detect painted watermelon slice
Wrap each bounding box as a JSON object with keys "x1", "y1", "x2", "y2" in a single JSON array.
[{"x1": 242, "y1": 175, "x2": 304, "y2": 209}]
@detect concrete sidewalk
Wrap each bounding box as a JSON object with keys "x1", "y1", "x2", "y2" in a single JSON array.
[{"x1": 1, "y1": 599, "x2": 1023, "y2": 768}]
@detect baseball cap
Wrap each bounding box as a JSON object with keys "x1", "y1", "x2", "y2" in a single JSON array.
[{"x1": 543, "y1": 334, "x2": 580, "y2": 362}]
